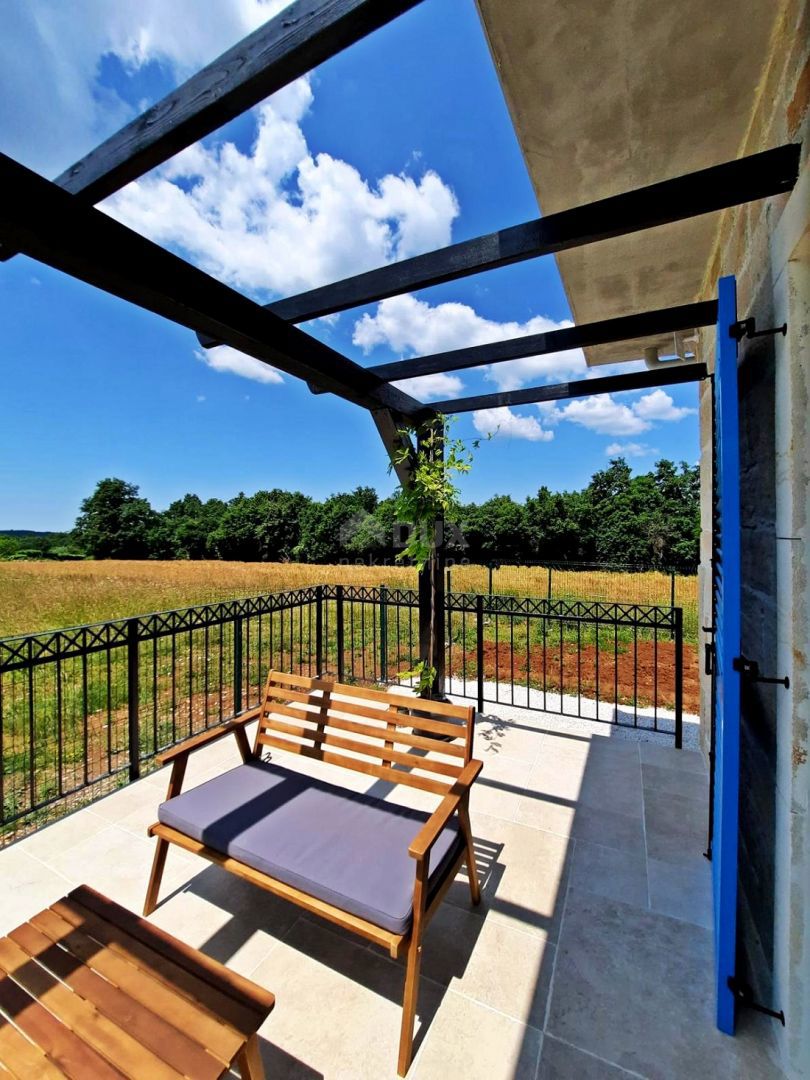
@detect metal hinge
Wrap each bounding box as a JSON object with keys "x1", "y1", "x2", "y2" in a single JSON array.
[
  {"x1": 730, "y1": 317, "x2": 787, "y2": 342},
  {"x1": 732, "y1": 655, "x2": 789, "y2": 689},
  {"x1": 727, "y1": 977, "x2": 785, "y2": 1026}
]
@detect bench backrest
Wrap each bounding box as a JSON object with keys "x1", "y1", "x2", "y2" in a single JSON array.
[{"x1": 253, "y1": 671, "x2": 476, "y2": 795}]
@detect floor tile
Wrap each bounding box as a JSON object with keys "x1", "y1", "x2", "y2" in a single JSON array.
[
  {"x1": 537, "y1": 1035, "x2": 640, "y2": 1079},
  {"x1": 515, "y1": 790, "x2": 645, "y2": 857},
  {"x1": 250, "y1": 918, "x2": 444, "y2": 1080},
  {"x1": 149, "y1": 864, "x2": 299, "y2": 976},
  {"x1": 14, "y1": 806, "x2": 110, "y2": 862},
  {"x1": 641, "y1": 761, "x2": 709, "y2": 802},
  {"x1": 411, "y1": 989, "x2": 542, "y2": 1080},
  {"x1": 648, "y1": 856, "x2": 712, "y2": 929},
  {"x1": 0, "y1": 846, "x2": 74, "y2": 936},
  {"x1": 643, "y1": 788, "x2": 708, "y2": 867},
  {"x1": 569, "y1": 840, "x2": 648, "y2": 909},
  {"x1": 447, "y1": 813, "x2": 570, "y2": 942},
  {"x1": 420, "y1": 903, "x2": 554, "y2": 1028},
  {"x1": 639, "y1": 742, "x2": 706, "y2": 774},
  {"x1": 547, "y1": 888, "x2": 782, "y2": 1079}
]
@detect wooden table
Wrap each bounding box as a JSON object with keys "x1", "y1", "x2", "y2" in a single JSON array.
[{"x1": 0, "y1": 885, "x2": 274, "y2": 1079}]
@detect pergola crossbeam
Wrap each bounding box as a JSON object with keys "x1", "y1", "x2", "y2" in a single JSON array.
[
  {"x1": 367, "y1": 300, "x2": 719, "y2": 383},
  {"x1": 195, "y1": 143, "x2": 800, "y2": 342},
  {"x1": 428, "y1": 362, "x2": 708, "y2": 414},
  {"x1": 0, "y1": 153, "x2": 428, "y2": 418}
]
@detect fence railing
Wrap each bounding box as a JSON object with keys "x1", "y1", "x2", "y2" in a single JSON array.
[{"x1": 1, "y1": 584, "x2": 683, "y2": 844}]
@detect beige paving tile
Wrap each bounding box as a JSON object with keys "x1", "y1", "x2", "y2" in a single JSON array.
[
  {"x1": 411, "y1": 988, "x2": 542, "y2": 1080},
  {"x1": 547, "y1": 888, "x2": 782, "y2": 1079},
  {"x1": 641, "y1": 761, "x2": 709, "y2": 802},
  {"x1": 469, "y1": 752, "x2": 533, "y2": 822},
  {"x1": 420, "y1": 903, "x2": 554, "y2": 1028},
  {"x1": 569, "y1": 840, "x2": 648, "y2": 909},
  {"x1": 250, "y1": 918, "x2": 444, "y2": 1080},
  {"x1": 643, "y1": 788, "x2": 708, "y2": 867},
  {"x1": 537, "y1": 1035, "x2": 639, "y2": 1079},
  {"x1": 14, "y1": 805, "x2": 109, "y2": 862},
  {"x1": 447, "y1": 812, "x2": 571, "y2": 942},
  {"x1": 648, "y1": 856, "x2": 712, "y2": 929},
  {"x1": 44, "y1": 822, "x2": 199, "y2": 912},
  {"x1": 0, "y1": 846, "x2": 74, "y2": 936},
  {"x1": 149, "y1": 866, "x2": 298, "y2": 976},
  {"x1": 639, "y1": 742, "x2": 706, "y2": 773},
  {"x1": 474, "y1": 712, "x2": 546, "y2": 764}
]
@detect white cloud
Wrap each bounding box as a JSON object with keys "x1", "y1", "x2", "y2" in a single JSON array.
[
  {"x1": 632, "y1": 388, "x2": 696, "y2": 422},
  {"x1": 195, "y1": 347, "x2": 284, "y2": 385},
  {"x1": 0, "y1": 1, "x2": 290, "y2": 178},
  {"x1": 103, "y1": 80, "x2": 459, "y2": 298},
  {"x1": 549, "y1": 395, "x2": 651, "y2": 436},
  {"x1": 605, "y1": 442, "x2": 659, "y2": 458},
  {"x1": 352, "y1": 295, "x2": 586, "y2": 391},
  {"x1": 392, "y1": 372, "x2": 465, "y2": 400},
  {"x1": 540, "y1": 388, "x2": 696, "y2": 437},
  {"x1": 472, "y1": 407, "x2": 554, "y2": 442}
]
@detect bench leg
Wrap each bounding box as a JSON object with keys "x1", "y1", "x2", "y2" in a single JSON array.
[
  {"x1": 458, "y1": 802, "x2": 481, "y2": 905},
  {"x1": 235, "y1": 1034, "x2": 265, "y2": 1079},
  {"x1": 398, "y1": 932, "x2": 423, "y2": 1077},
  {"x1": 144, "y1": 837, "x2": 169, "y2": 916}
]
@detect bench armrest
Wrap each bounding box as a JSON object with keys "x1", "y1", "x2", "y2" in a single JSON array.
[
  {"x1": 408, "y1": 759, "x2": 482, "y2": 860},
  {"x1": 157, "y1": 706, "x2": 261, "y2": 765}
]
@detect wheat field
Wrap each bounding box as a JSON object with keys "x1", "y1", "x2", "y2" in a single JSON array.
[{"x1": 0, "y1": 559, "x2": 699, "y2": 640}]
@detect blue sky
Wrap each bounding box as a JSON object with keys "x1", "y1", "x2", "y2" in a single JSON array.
[{"x1": 0, "y1": 0, "x2": 699, "y2": 531}]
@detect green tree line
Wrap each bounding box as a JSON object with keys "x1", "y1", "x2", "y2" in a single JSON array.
[{"x1": 43, "y1": 457, "x2": 699, "y2": 567}]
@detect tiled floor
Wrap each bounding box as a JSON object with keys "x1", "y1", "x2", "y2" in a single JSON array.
[{"x1": 0, "y1": 704, "x2": 785, "y2": 1079}]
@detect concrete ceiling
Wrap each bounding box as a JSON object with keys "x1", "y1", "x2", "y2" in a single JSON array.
[{"x1": 475, "y1": 0, "x2": 782, "y2": 364}]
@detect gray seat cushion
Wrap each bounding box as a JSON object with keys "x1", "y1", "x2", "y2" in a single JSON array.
[{"x1": 159, "y1": 758, "x2": 463, "y2": 935}]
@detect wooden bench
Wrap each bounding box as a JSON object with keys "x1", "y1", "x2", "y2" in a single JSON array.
[
  {"x1": 145, "y1": 671, "x2": 482, "y2": 1076},
  {"x1": 0, "y1": 885, "x2": 273, "y2": 1078}
]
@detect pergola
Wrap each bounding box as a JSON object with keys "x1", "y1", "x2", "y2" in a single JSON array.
[{"x1": 0, "y1": 0, "x2": 800, "y2": 697}]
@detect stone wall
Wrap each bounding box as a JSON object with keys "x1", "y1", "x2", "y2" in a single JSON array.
[{"x1": 696, "y1": 1, "x2": 809, "y2": 1072}]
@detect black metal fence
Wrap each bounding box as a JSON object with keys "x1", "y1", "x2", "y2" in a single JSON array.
[{"x1": 0, "y1": 584, "x2": 683, "y2": 844}]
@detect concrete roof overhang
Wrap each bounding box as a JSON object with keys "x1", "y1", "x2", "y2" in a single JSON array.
[{"x1": 475, "y1": 0, "x2": 783, "y2": 364}]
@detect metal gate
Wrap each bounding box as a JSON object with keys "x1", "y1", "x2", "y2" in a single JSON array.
[{"x1": 711, "y1": 274, "x2": 742, "y2": 1034}]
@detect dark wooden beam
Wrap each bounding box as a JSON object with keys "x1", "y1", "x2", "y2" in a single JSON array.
[
  {"x1": 372, "y1": 409, "x2": 415, "y2": 487},
  {"x1": 367, "y1": 300, "x2": 718, "y2": 382},
  {"x1": 194, "y1": 144, "x2": 799, "y2": 341},
  {"x1": 63, "y1": 1, "x2": 425, "y2": 203},
  {"x1": 429, "y1": 362, "x2": 708, "y2": 414},
  {"x1": 0, "y1": 153, "x2": 429, "y2": 417}
]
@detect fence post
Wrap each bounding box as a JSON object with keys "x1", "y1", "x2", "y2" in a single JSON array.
[
  {"x1": 670, "y1": 570, "x2": 676, "y2": 609},
  {"x1": 315, "y1": 585, "x2": 324, "y2": 675},
  {"x1": 476, "y1": 593, "x2": 484, "y2": 714},
  {"x1": 233, "y1": 614, "x2": 243, "y2": 716},
  {"x1": 488, "y1": 564, "x2": 493, "y2": 596},
  {"x1": 126, "y1": 618, "x2": 140, "y2": 781},
  {"x1": 379, "y1": 585, "x2": 388, "y2": 684},
  {"x1": 336, "y1": 585, "x2": 345, "y2": 683},
  {"x1": 674, "y1": 606, "x2": 683, "y2": 749},
  {"x1": 446, "y1": 568, "x2": 452, "y2": 594},
  {"x1": 547, "y1": 565, "x2": 553, "y2": 600}
]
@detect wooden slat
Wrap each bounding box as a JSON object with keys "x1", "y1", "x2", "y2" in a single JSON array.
[
  {"x1": 68, "y1": 886, "x2": 275, "y2": 1018},
  {"x1": 369, "y1": 300, "x2": 719, "y2": 382},
  {"x1": 8, "y1": 923, "x2": 217, "y2": 1080},
  {"x1": 50, "y1": 900, "x2": 260, "y2": 1038},
  {"x1": 0, "y1": 1018, "x2": 65, "y2": 1080},
  {"x1": 259, "y1": 711, "x2": 462, "y2": 777},
  {"x1": 29, "y1": 908, "x2": 242, "y2": 1067},
  {"x1": 262, "y1": 699, "x2": 466, "y2": 757},
  {"x1": 0, "y1": 938, "x2": 179, "y2": 1080},
  {"x1": 268, "y1": 671, "x2": 471, "y2": 726},
  {"x1": 430, "y1": 362, "x2": 708, "y2": 414},
  {"x1": 10, "y1": 920, "x2": 225, "y2": 1080},
  {"x1": 263, "y1": 683, "x2": 467, "y2": 745},
  {"x1": 256, "y1": 732, "x2": 452, "y2": 794},
  {"x1": 0, "y1": 971, "x2": 124, "y2": 1080},
  {"x1": 151, "y1": 824, "x2": 404, "y2": 952}
]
